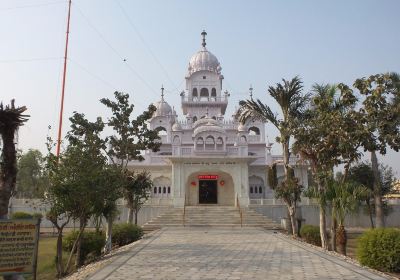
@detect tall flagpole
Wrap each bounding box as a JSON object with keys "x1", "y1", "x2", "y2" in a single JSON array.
[{"x1": 56, "y1": 0, "x2": 72, "y2": 156}]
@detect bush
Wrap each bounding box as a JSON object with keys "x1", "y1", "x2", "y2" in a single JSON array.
[
  {"x1": 112, "y1": 223, "x2": 143, "y2": 246},
  {"x1": 11, "y1": 211, "x2": 33, "y2": 219},
  {"x1": 356, "y1": 228, "x2": 400, "y2": 272},
  {"x1": 63, "y1": 231, "x2": 105, "y2": 263},
  {"x1": 300, "y1": 225, "x2": 321, "y2": 246}
]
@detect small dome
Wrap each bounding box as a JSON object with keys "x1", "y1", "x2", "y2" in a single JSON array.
[
  {"x1": 237, "y1": 123, "x2": 247, "y2": 132},
  {"x1": 193, "y1": 118, "x2": 225, "y2": 136},
  {"x1": 172, "y1": 122, "x2": 182, "y2": 131},
  {"x1": 152, "y1": 99, "x2": 172, "y2": 117}
]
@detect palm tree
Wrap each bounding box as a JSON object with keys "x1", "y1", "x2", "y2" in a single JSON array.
[
  {"x1": 327, "y1": 179, "x2": 368, "y2": 255},
  {"x1": 0, "y1": 100, "x2": 29, "y2": 218},
  {"x1": 237, "y1": 76, "x2": 308, "y2": 236}
]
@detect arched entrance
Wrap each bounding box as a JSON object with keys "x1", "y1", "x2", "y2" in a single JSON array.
[{"x1": 185, "y1": 171, "x2": 234, "y2": 206}]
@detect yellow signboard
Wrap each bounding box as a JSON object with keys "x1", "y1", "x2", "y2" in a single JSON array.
[{"x1": 0, "y1": 219, "x2": 40, "y2": 277}]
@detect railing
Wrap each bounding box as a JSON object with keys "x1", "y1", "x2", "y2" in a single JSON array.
[
  {"x1": 236, "y1": 194, "x2": 243, "y2": 228},
  {"x1": 183, "y1": 196, "x2": 186, "y2": 227}
]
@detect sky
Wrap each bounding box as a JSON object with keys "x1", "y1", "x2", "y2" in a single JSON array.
[{"x1": 0, "y1": 0, "x2": 399, "y2": 175}]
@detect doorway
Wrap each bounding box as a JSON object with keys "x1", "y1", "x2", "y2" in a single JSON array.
[{"x1": 199, "y1": 180, "x2": 217, "y2": 204}]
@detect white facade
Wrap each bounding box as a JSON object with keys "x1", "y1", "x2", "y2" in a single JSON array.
[{"x1": 128, "y1": 31, "x2": 308, "y2": 207}]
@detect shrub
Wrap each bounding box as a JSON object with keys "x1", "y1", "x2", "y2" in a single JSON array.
[
  {"x1": 11, "y1": 211, "x2": 33, "y2": 219},
  {"x1": 63, "y1": 231, "x2": 105, "y2": 263},
  {"x1": 112, "y1": 223, "x2": 143, "y2": 246},
  {"x1": 356, "y1": 228, "x2": 400, "y2": 272},
  {"x1": 300, "y1": 225, "x2": 321, "y2": 246}
]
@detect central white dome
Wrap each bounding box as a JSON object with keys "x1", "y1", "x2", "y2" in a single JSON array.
[
  {"x1": 188, "y1": 30, "x2": 221, "y2": 75},
  {"x1": 188, "y1": 47, "x2": 221, "y2": 75}
]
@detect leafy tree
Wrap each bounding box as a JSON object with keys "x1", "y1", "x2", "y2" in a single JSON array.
[
  {"x1": 124, "y1": 170, "x2": 153, "y2": 225},
  {"x1": 293, "y1": 83, "x2": 362, "y2": 249},
  {"x1": 100, "y1": 92, "x2": 160, "y2": 225},
  {"x1": 353, "y1": 73, "x2": 400, "y2": 227},
  {"x1": 16, "y1": 149, "x2": 46, "y2": 198},
  {"x1": 237, "y1": 76, "x2": 308, "y2": 236},
  {"x1": 0, "y1": 100, "x2": 29, "y2": 219},
  {"x1": 348, "y1": 162, "x2": 397, "y2": 228}
]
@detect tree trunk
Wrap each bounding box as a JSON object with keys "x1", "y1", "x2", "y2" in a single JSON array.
[
  {"x1": 0, "y1": 129, "x2": 17, "y2": 217},
  {"x1": 75, "y1": 217, "x2": 86, "y2": 267},
  {"x1": 127, "y1": 207, "x2": 134, "y2": 224},
  {"x1": 371, "y1": 151, "x2": 384, "y2": 228},
  {"x1": 336, "y1": 224, "x2": 347, "y2": 256},
  {"x1": 103, "y1": 216, "x2": 113, "y2": 254},
  {"x1": 65, "y1": 219, "x2": 85, "y2": 272},
  {"x1": 319, "y1": 204, "x2": 328, "y2": 249},
  {"x1": 134, "y1": 210, "x2": 138, "y2": 225},
  {"x1": 366, "y1": 200, "x2": 375, "y2": 229},
  {"x1": 288, "y1": 206, "x2": 297, "y2": 237},
  {"x1": 56, "y1": 230, "x2": 64, "y2": 277},
  {"x1": 331, "y1": 211, "x2": 337, "y2": 252},
  {"x1": 282, "y1": 141, "x2": 290, "y2": 178}
]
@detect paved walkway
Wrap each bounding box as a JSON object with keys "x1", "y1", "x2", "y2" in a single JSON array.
[{"x1": 88, "y1": 227, "x2": 388, "y2": 280}]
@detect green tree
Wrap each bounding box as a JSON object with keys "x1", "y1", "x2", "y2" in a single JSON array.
[
  {"x1": 0, "y1": 100, "x2": 29, "y2": 219},
  {"x1": 237, "y1": 76, "x2": 308, "y2": 236},
  {"x1": 293, "y1": 83, "x2": 362, "y2": 249},
  {"x1": 353, "y1": 73, "x2": 400, "y2": 228},
  {"x1": 100, "y1": 92, "x2": 160, "y2": 225},
  {"x1": 16, "y1": 149, "x2": 46, "y2": 198},
  {"x1": 124, "y1": 170, "x2": 153, "y2": 225},
  {"x1": 348, "y1": 162, "x2": 397, "y2": 228}
]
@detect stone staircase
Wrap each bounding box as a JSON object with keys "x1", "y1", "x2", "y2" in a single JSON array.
[{"x1": 142, "y1": 206, "x2": 281, "y2": 232}]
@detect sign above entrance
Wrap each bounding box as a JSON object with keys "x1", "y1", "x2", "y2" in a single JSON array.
[{"x1": 198, "y1": 175, "x2": 218, "y2": 180}]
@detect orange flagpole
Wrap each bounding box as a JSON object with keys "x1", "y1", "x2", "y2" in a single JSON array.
[{"x1": 56, "y1": 0, "x2": 72, "y2": 156}]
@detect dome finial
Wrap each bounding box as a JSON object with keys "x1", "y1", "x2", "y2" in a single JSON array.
[
  {"x1": 201, "y1": 30, "x2": 207, "y2": 47},
  {"x1": 249, "y1": 85, "x2": 253, "y2": 99},
  {"x1": 161, "y1": 84, "x2": 165, "y2": 100}
]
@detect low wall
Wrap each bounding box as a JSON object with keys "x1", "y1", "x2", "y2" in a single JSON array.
[
  {"x1": 250, "y1": 202, "x2": 400, "y2": 228},
  {"x1": 7, "y1": 198, "x2": 171, "y2": 229}
]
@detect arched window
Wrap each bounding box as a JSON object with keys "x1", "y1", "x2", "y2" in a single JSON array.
[
  {"x1": 173, "y1": 135, "x2": 180, "y2": 144},
  {"x1": 205, "y1": 136, "x2": 215, "y2": 150},
  {"x1": 250, "y1": 187, "x2": 253, "y2": 194},
  {"x1": 216, "y1": 137, "x2": 224, "y2": 150},
  {"x1": 163, "y1": 187, "x2": 166, "y2": 194},
  {"x1": 192, "y1": 88, "x2": 198, "y2": 100},
  {"x1": 211, "y1": 88, "x2": 217, "y2": 100},
  {"x1": 193, "y1": 116, "x2": 198, "y2": 123},
  {"x1": 154, "y1": 187, "x2": 157, "y2": 194},
  {"x1": 200, "y1": 88, "x2": 209, "y2": 101},
  {"x1": 255, "y1": 187, "x2": 258, "y2": 193},
  {"x1": 156, "y1": 126, "x2": 167, "y2": 136},
  {"x1": 259, "y1": 186, "x2": 262, "y2": 193},
  {"x1": 158, "y1": 186, "x2": 162, "y2": 193},
  {"x1": 240, "y1": 135, "x2": 247, "y2": 143},
  {"x1": 248, "y1": 126, "x2": 260, "y2": 135},
  {"x1": 167, "y1": 187, "x2": 171, "y2": 194},
  {"x1": 196, "y1": 137, "x2": 204, "y2": 150}
]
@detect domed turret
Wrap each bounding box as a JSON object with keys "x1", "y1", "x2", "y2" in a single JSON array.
[
  {"x1": 187, "y1": 30, "x2": 222, "y2": 76},
  {"x1": 153, "y1": 86, "x2": 172, "y2": 117}
]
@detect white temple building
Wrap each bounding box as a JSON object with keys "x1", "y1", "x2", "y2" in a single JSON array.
[{"x1": 128, "y1": 31, "x2": 308, "y2": 208}]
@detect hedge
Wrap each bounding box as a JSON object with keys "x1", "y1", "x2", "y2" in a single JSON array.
[
  {"x1": 63, "y1": 231, "x2": 105, "y2": 264},
  {"x1": 112, "y1": 223, "x2": 143, "y2": 246},
  {"x1": 300, "y1": 225, "x2": 321, "y2": 247},
  {"x1": 356, "y1": 228, "x2": 400, "y2": 272}
]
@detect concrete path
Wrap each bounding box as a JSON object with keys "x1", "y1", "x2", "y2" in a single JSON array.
[{"x1": 88, "y1": 227, "x2": 388, "y2": 280}]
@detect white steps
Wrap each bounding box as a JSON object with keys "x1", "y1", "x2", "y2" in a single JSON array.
[{"x1": 142, "y1": 206, "x2": 281, "y2": 232}]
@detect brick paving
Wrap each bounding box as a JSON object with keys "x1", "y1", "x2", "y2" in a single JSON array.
[{"x1": 88, "y1": 227, "x2": 389, "y2": 280}]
